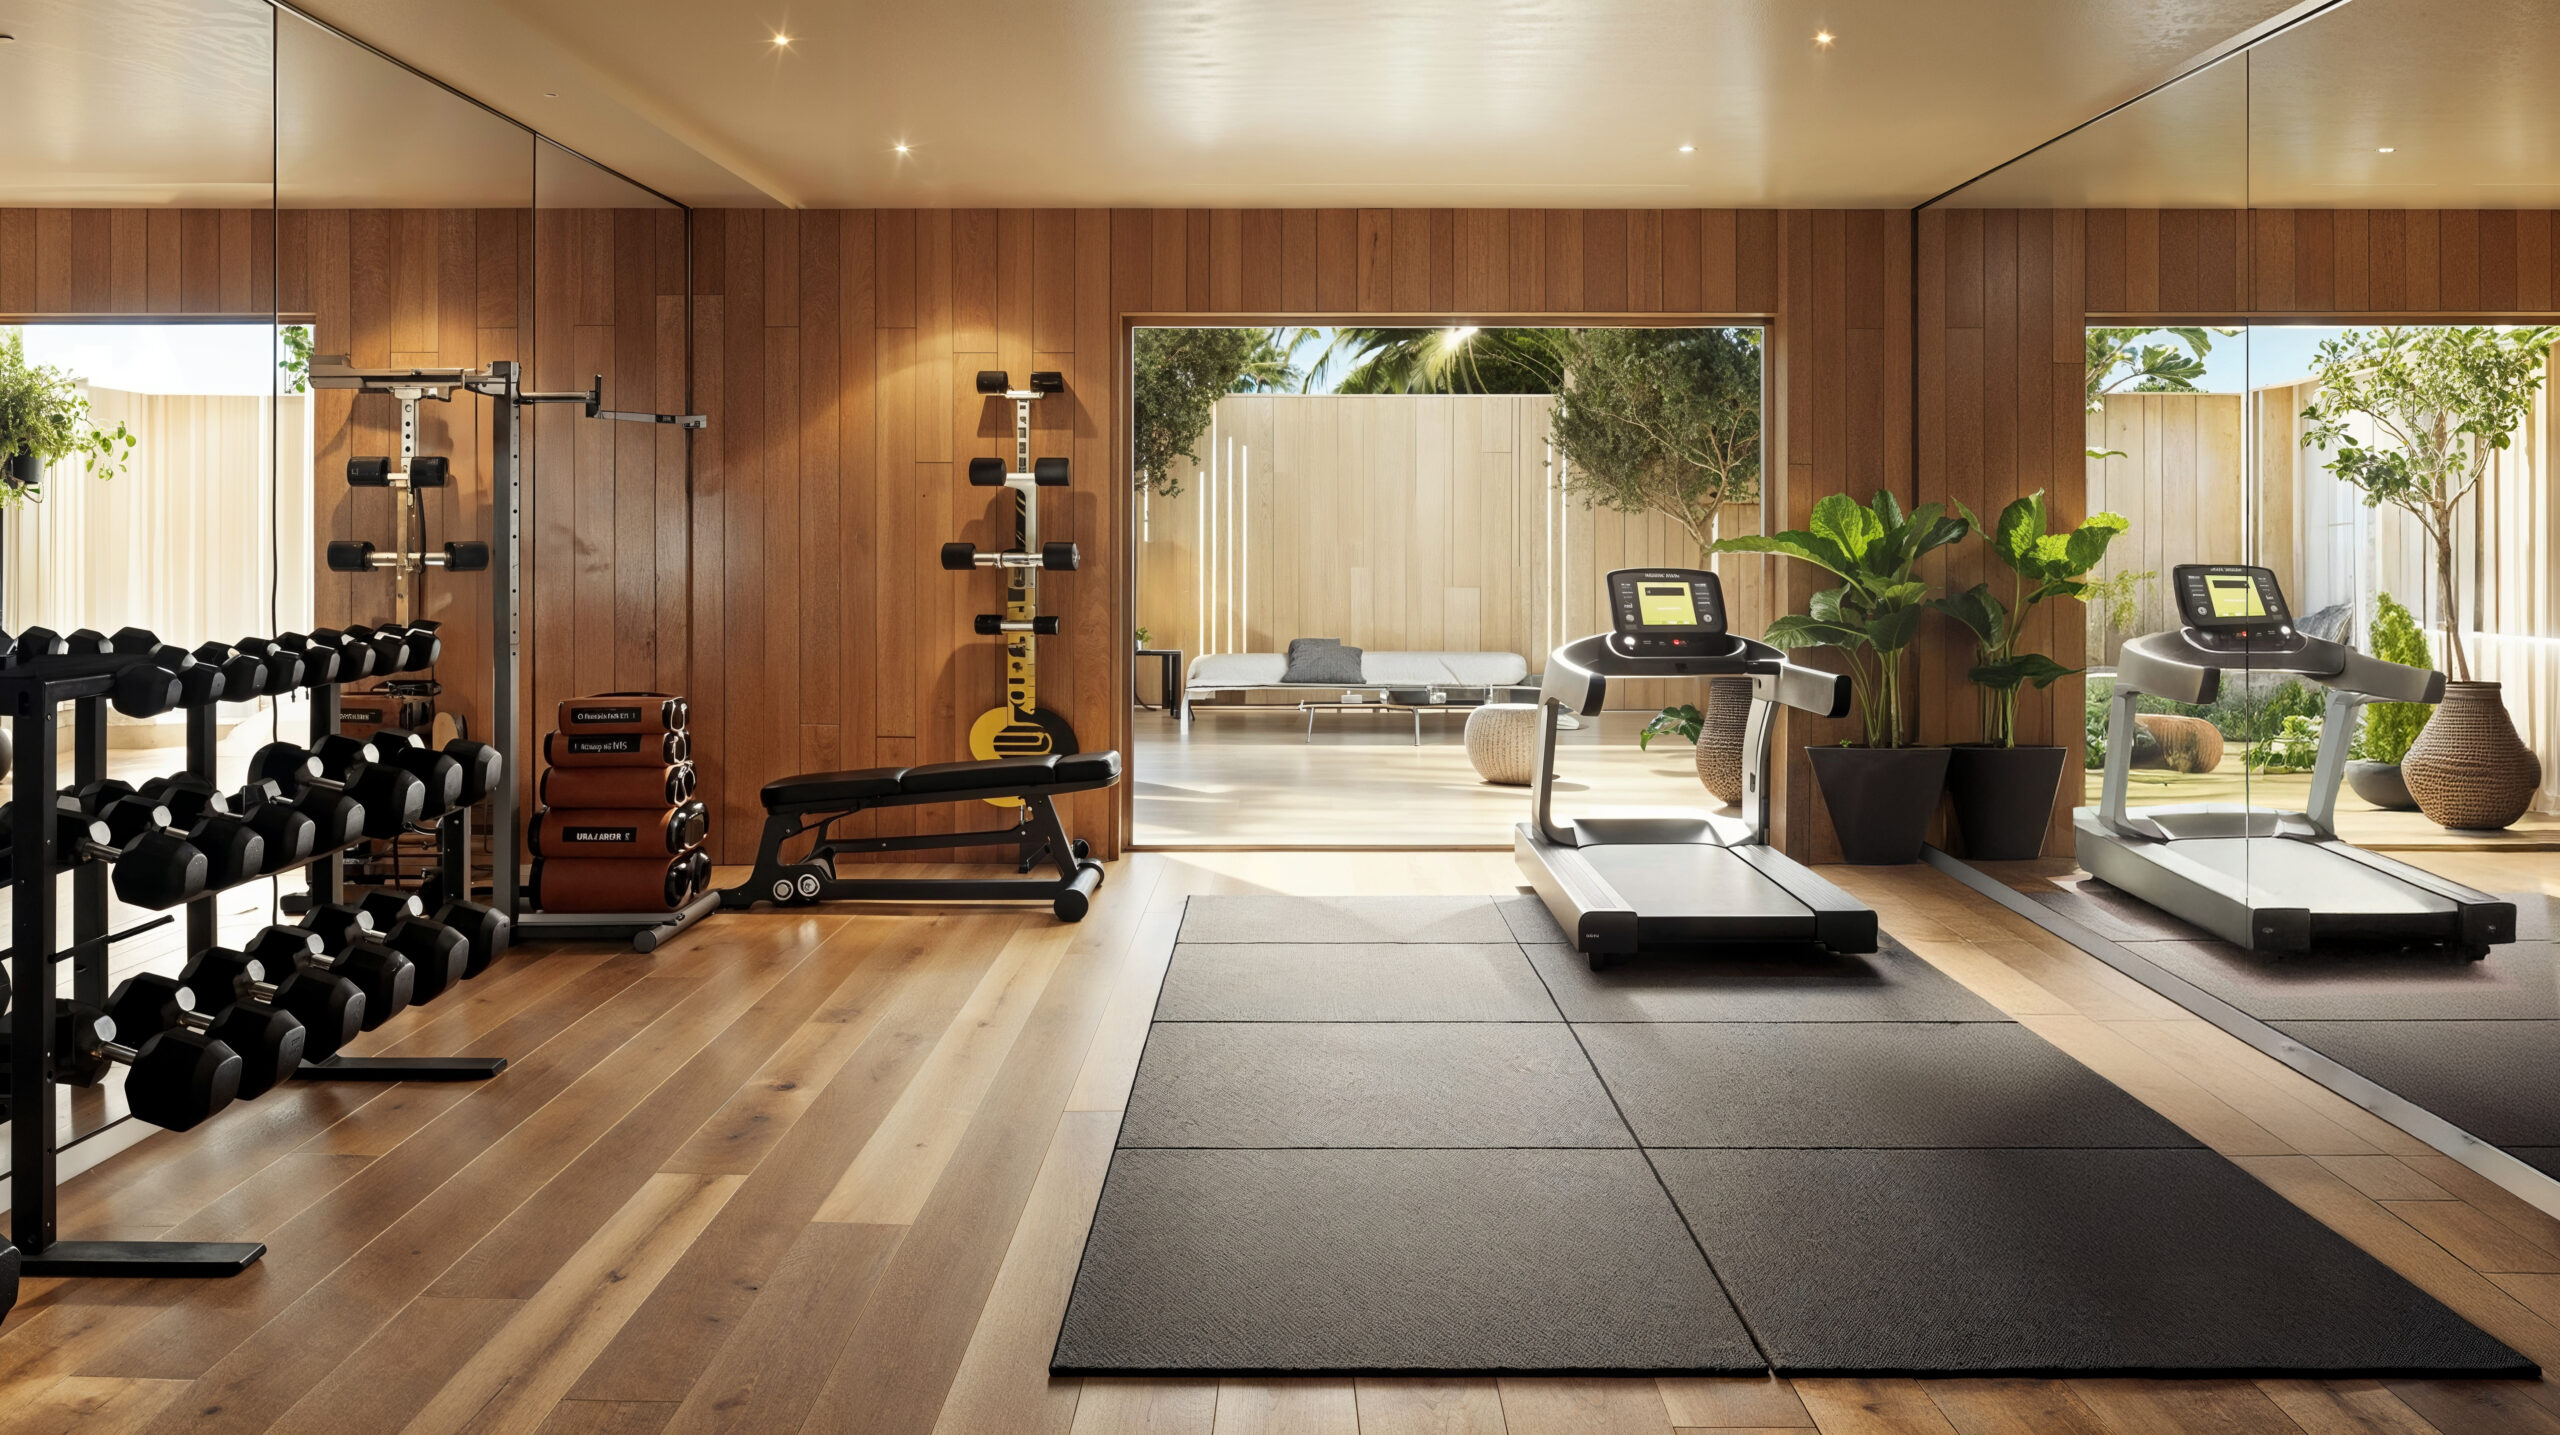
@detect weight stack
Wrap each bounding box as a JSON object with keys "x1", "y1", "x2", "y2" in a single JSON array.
[{"x1": 528, "y1": 693, "x2": 706, "y2": 913}]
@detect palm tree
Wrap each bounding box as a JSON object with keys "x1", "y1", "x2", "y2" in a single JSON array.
[{"x1": 1313, "y1": 327, "x2": 1567, "y2": 394}]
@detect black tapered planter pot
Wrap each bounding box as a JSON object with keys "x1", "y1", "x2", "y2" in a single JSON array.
[
  {"x1": 1805, "y1": 745, "x2": 1952, "y2": 865},
  {"x1": 1944, "y1": 743, "x2": 2069, "y2": 861}
]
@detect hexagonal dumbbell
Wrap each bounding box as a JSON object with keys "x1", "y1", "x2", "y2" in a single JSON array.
[
  {"x1": 353, "y1": 890, "x2": 469, "y2": 1005},
  {"x1": 248, "y1": 741, "x2": 423, "y2": 842},
  {"x1": 261, "y1": 913, "x2": 416, "y2": 1030},
  {"x1": 105, "y1": 972, "x2": 306, "y2": 1100},
  {"x1": 81, "y1": 779, "x2": 263, "y2": 891},
  {"x1": 0, "y1": 795, "x2": 207, "y2": 909},
  {"x1": 22, "y1": 1003, "x2": 241, "y2": 1132},
  {"x1": 181, "y1": 945, "x2": 365, "y2": 1063}
]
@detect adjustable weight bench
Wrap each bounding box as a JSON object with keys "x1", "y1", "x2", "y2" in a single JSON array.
[{"x1": 717, "y1": 751, "x2": 1117, "y2": 921}]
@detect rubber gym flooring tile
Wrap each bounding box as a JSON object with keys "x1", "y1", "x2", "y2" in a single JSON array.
[
  {"x1": 1153, "y1": 942, "x2": 1560, "y2": 1022},
  {"x1": 1652, "y1": 1147, "x2": 2535, "y2": 1376},
  {"x1": 1523, "y1": 934, "x2": 2006, "y2": 1024},
  {"x1": 1118, "y1": 1021, "x2": 1630, "y2": 1148},
  {"x1": 1179, "y1": 893, "x2": 1512, "y2": 944},
  {"x1": 1050, "y1": 1147, "x2": 1761, "y2": 1374},
  {"x1": 1576, "y1": 1022, "x2": 2201, "y2": 1149},
  {"x1": 2268, "y1": 1019, "x2": 2560, "y2": 1147},
  {"x1": 1497, "y1": 891, "x2": 1570, "y2": 944}
]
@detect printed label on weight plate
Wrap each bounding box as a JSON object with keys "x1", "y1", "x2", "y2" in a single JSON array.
[
  {"x1": 563, "y1": 826, "x2": 640, "y2": 844},
  {"x1": 566, "y1": 735, "x2": 643, "y2": 755},
  {"x1": 570, "y1": 706, "x2": 644, "y2": 724}
]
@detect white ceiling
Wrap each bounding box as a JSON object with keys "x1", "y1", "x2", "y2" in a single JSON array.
[
  {"x1": 298, "y1": 0, "x2": 2312, "y2": 209},
  {"x1": 6, "y1": 0, "x2": 2550, "y2": 214}
]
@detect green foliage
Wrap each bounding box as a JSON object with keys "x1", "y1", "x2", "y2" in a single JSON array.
[
  {"x1": 1714, "y1": 490, "x2": 1970, "y2": 748},
  {"x1": 1638, "y1": 704, "x2": 1702, "y2": 750},
  {"x1": 0, "y1": 329, "x2": 136, "y2": 510},
  {"x1": 1131, "y1": 327, "x2": 1302, "y2": 496},
  {"x1": 2355, "y1": 591, "x2": 2432, "y2": 765},
  {"x1": 2246, "y1": 714, "x2": 2325, "y2": 774},
  {"x1": 2300, "y1": 325, "x2": 2556, "y2": 679},
  {"x1": 2084, "y1": 327, "x2": 2232, "y2": 410},
  {"x1": 2080, "y1": 567, "x2": 2153, "y2": 638},
  {"x1": 1319, "y1": 326, "x2": 1566, "y2": 395},
  {"x1": 1133, "y1": 626, "x2": 1151, "y2": 648},
  {"x1": 1929, "y1": 490, "x2": 2129, "y2": 747},
  {"x1": 278, "y1": 324, "x2": 315, "y2": 396},
  {"x1": 1548, "y1": 328, "x2": 1762, "y2": 551}
]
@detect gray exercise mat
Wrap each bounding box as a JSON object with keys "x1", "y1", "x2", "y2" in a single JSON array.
[
  {"x1": 1154, "y1": 942, "x2": 1561, "y2": 1022},
  {"x1": 1653, "y1": 1147, "x2": 2533, "y2": 1376},
  {"x1": 1181, "y1": 894, "x2": 1515, "y2": 943},
  {"x1": 1120, "y1": 1022, "x2": 1630, "y2": 1148},
  {"x1": 1524, "y1": 935, "x2": 2006, "y2": 1024},
  {"x1": 1577, "y1": 1022, "x2": 2200, "y2": 1149},
  {"x1": 1497, "y1": 892, "x2": 1569, "y2": 944},
  {"x1": 2270, "y1": 1019, "x2": 2560, "y2": 1147},
  {"x1": 1052, "y1": 1147, "x2": 1762, "y2": 1374}
]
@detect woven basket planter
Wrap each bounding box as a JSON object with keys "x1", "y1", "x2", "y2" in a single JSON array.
[
  {"x1": 2403, "y1": 681, "x2": 2543, "y2": 830},
  {"x1": 1694, "y1": 676, "x2": 1753, "y2": 804}
]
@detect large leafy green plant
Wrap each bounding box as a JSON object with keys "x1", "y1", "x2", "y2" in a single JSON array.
[
  {"x1": 1930, "y1": 491, "x2": 2129, "y2": 747},
  {"x1": 0, "y1": 329, "x2": 135, "y2": 509},
  {"x1": 1714, "y1": 491, "x2": 1969, "y2": 749},
  {"x1": 2355, "y1": 591, "x2": 2432, "y2": 765},
  {"x1": 2299, "y1": 324, "x2": 2555, "y2": 680},
  {"x1": 1131, "y1": 327, "x2": 1301, "y2": 497},
  {"x1": 1549, "y1": 327, "x2": 1762, "y2": 550}
]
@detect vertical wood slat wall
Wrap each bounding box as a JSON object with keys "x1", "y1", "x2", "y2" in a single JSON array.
[
  {"x1": 691, "y1": 209, "x2": 1910, "y2": 863},
  {"x1": 1920, "y1": 206, "x2": 2560, "y2": 857},
  {"x1": 0, "y1": 206, "x2": 678, "y2": 826}
]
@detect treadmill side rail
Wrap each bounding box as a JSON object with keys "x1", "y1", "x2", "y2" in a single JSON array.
[
  {"x1": 2321, "y1": 842, "x2": 2518, "y2": 947},
  {"x1": 1513, "y1": 825, "x2": 1640, "y2": 954},
  {"x1": 1728, "y1": 844, "x2": 1880, "y2": 953}
]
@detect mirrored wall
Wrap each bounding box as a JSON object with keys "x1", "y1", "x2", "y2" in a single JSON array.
[{"x1": 1927, "y1": 0, "x2": 2560, "y2": 1205}]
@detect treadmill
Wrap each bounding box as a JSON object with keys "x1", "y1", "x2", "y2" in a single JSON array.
[
  {"x1": 1515, "y1": 567, "x2": 1879, "y2": 966},
  {"x1": 2078, "y1": 562, "x2": 2514, "y2": 958}
]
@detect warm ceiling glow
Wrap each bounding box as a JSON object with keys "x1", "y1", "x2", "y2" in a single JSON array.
[
  {"x1": 894, "y1": 142, "x2": 911, "y2": 155},
  {"x1": 772, "y1": 32, "x2": 792, "y2": 46},
  {"x1": 1678, "y1": 144, "x2": 1696, "y2": 153},
  {"x1": 1814, "y1": 30, "x2": 1835, "y2": 46},
  {"x1": 2378, "y1": 146, "x2": 2395, "y2": 153}
]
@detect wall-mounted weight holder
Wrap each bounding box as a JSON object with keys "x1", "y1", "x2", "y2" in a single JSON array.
[
  {"x1": 324, "y1": 380, "x2": 493, "y2": 624},
  {"x1": 941, "y1": 371, "x2": 1081, "y2": 816}
]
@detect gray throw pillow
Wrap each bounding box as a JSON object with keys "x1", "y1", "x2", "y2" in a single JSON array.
[{"x1": 1283, "y1": 640, "x2": 1364, "y2": 684}]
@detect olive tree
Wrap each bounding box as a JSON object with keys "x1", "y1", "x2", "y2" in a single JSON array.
[{"x1": 1547, "y1": 327, "x2": 1761, "y2": 552}]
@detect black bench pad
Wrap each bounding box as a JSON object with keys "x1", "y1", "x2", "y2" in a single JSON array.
[{"x1": 762, "y1": 751, "x2": 1121, "y2": 809}]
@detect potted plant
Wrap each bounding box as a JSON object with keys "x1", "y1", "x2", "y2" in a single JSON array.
[
  {"x1": 1929, "y1": 491, "x2": 2128, "y2": 859},
  {"x1": 0, "y1": 329, "x2": 136, "y2": 507},
  {"x1": 2301, "y1": 325, "x2": 2552, "y2": 829},
  {"x1": 1639, "y1": 699, "x2": 1748, "y2": 805},
  {"x1": 2345, "y1": 591, "x2": 2428, "y2": 810},
  {"x1": 1714, "y1": 490, "x2": 1970, "y2": 863}
]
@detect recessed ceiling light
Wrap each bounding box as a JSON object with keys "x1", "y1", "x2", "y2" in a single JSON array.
[
  {"x1": 772, "y1": 32, "x2": 791, "y2": 46},
  {"x1": 544, "y1": 91, "x2": 558, "y2": 98},
  {"x1": 894, "y1": 142, "x2": 911, "y2": 155},
  {"x1": 1814, "y1": 30, "x2": 1834, "y2": 46},
  {"x1": 1678, "y1": 144, "x2": 1695, "y2": 153},
  {"x1": 2378, "y1": 146, "x2": 2395, "y2": 153}
]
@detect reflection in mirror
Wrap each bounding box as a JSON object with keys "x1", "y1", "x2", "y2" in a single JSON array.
[
  {"x1": 1927, "y1": 54, "x2": 2247, "y2": 211},
  {"x1": 527, "y1": 139, "x2": 687, "y2": 745},
  {"x1": 280, "y1": 7, "x2": 533, "y2": 763}
]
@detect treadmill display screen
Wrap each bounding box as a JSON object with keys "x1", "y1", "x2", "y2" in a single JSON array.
[
  {"x1": 1637, "y1": 582, "x2": 1699, "y2": 627},
  {"x1": 2172, "y1": 563, "x2": 2290, "y2": 631}
]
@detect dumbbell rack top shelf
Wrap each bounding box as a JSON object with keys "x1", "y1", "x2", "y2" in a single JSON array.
[{"x1": 311, "y1": 358, "x2": 718, "y2": 953}]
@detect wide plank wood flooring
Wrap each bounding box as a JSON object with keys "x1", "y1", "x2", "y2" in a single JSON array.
[{"x1": 7, "y1": 850, "x2": 2560, "y2": 1435}]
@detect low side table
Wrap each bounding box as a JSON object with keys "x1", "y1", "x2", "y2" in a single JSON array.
[{"x1": 1137, "y1": 648, "x2": 1185, "y2": 718}]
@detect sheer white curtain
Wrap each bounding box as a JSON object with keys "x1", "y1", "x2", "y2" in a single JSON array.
[{"x1": 3, "y1": 385, "x2": 312, "y2": 722}]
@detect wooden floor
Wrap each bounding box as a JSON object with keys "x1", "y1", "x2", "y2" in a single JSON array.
[
  {"x1": 11, "y1": 851, "x2": 2560, "y2": 1435},
  {"x1": 1134, "y1": 709, "x2": 1722, "y2": 847}
]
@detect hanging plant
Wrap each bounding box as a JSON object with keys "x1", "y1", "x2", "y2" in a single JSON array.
[{"x1": 0, "y1": 330, "x2": 137, "y2": 509}]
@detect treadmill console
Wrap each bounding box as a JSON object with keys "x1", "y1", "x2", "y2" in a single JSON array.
[
  {"x1": 1605, "y1": 568, "x2": 1731, "y2": 656},
  {"x1": 2171, "y1": 563, "x2": 2302, "y2": 652}
]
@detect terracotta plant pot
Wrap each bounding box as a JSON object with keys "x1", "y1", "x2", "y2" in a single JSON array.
[
  {"x1": 2403, "y1": 680, "x2": 2543, "y2": 830},
  {"x1": 1694, "y1": 675, "x2": 1752, "y2": 804},
  {"x1": 1806, "y1": 745, "x2": 1952, "y2": 865},
  {"x1": 2132, "y1": 713, "x2": 2224, "y2": 774},
  {"x1": 1945, "y1": 743, "x2": 2068, "y2": 861},
  {"x1": 2345, "y1": 759, "x2": 2417, "y2": 812}
]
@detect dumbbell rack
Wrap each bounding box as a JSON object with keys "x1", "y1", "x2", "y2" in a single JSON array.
[{"x1": 4, "y1": 658, "x2": 264, "y2": 1275}]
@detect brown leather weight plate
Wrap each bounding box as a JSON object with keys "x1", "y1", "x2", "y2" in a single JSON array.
[
  {"x1": 558, "y1": 692, "x2": 689, "y2": 735},
  {"x1": 527, "y1": 845, "x2": 702, "y2": 912},
  {"x1": 543, "y1": 728, "x2": 690, "y2": 768},
  {"x1": 529, "y1": 800, "x2": 709, "y2": 859},
  {"x1": 539, "y1": 763, "x2": 695, "y2": 808}
]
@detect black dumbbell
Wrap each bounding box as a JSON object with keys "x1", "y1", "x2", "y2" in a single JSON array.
[
  {"x1": 437, "y1": 899, "x2": 510, "y2": 977},
  {"x1": 249, "y1": 741, "x2": 423, "y2": 840},
  {"x1": 348, "y1": 623, "x2": 441, "y2": 672},
  {"x1": 335, "y1": 625, "x2": 413, "y2": 674},
  {"x1": 181, "y1": 946, "x2": 365, "y2": 1063},
  {"x1": 81, "y1": 779, "x2": 263, "y2": 891},
  {"x1": 16, "y1": 626, "x2": 183, "y2": 717},
  {"x1": 77, "y1": 628, "x2": 225, "y2": 706},
  {"x1": 442, "y1": 738, "x2": 501, "y2": 806},
  {"x1": 12, "y1": 1004, "x2": 240, "y2": 1132},
  {"x1": 105, "y1": 972, "x2": 305, "y2": 1100},
  {"x1": 0, "y1": 796, "x2": 207, "y2": 908},
  {"x1": 234, "y1": 636, "x2": 315, "y2": 689},
  {"x1": 187, "y1": 640, "x2": 272, "y2": 701},
  {"x1": 355, "y1": 890, "x2": 469, "y2": 1003},
  {"x1": 276, "y1": 629, "x2": 376, "y2": 685},
  {"x1": 145, "y1": 774, "x2": 316, "y2": 876},
  {"x1": 253, "y1": 920, "x2": 414, "y2": 1031},
  {"x1": 235, "y1": 774, "x2": 364, "y2": 855},
  {"x1": 358, "y1": 732, "x2": 462, "y2": 818}
]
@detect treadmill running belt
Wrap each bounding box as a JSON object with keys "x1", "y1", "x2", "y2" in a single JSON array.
[{"x1": 1579, "y1": 844, "x2": 1814, "y2": 925}]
